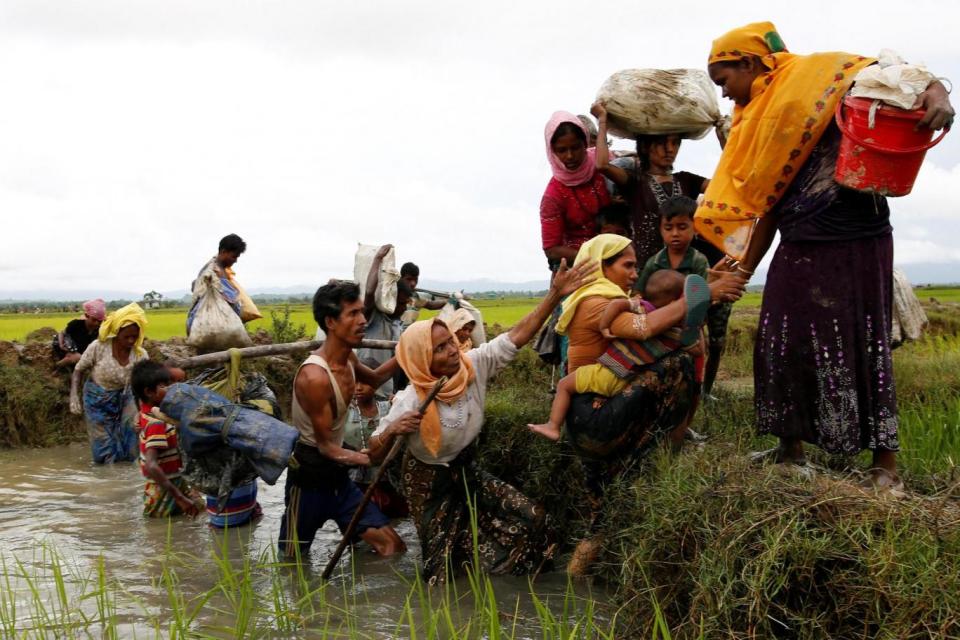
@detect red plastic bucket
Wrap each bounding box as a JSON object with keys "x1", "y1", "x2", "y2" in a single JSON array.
[{"x1": 834, "y1": 95, "x2": 947, "y2": 196}]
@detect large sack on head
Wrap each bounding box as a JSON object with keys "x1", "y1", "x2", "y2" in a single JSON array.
[
  {"x1": 354, "y1": 243, "x2": 401, "y2": 314},
  {"x1": 596, "y1": 68, "x2": 723, "y2": 140},
  {"x1": 187, "y1": 271, "x2": 253, "y2": 351}
]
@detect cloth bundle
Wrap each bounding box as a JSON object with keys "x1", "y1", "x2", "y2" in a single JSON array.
[
  {"x1": 850, "y1": 50, "x2": 936, "y2": 110},
  {"x1": 596, "y1": 68, "x2": 724, "y2": 140}
]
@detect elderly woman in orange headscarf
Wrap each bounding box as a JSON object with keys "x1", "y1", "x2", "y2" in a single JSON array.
[
  {"x1": 368, "y1": 259, "x2": 595, "y2": 582},
  {"x1": 696, "y1": 22, "x2": 953, "y2": 489}
]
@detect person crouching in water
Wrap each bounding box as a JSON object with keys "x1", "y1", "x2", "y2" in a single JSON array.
[
  {"x1": 131, "y1": 361, "x2": 203, "y2": 518},
  {"x1": 529, "y1": 269, "x2": 706, "y2": 441},
  {"x1": 278, "y1": 281, "x2": 406, "y2": 560}
]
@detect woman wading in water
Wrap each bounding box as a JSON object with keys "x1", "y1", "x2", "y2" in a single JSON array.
[{"x1": 369, "y1": 259, "x2": 596, "y2": 582}]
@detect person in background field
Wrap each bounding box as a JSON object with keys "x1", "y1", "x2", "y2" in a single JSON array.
[
  {"x1": 186, "y1": 233, "x2": 248, "y2": 336},
  {"x1": 53, "y1": 299, "x2": 106, "y2": 368},
  {"x1": 699, "y1": 21, "x2": 953, "y2": 489},
  {"x1": 591, "y1": 102, "x2": 711, "y2": 267},
  {"x1": 447, "y1": 308, "x2": 477, "y2": 353},
  {"x1": 540, "y1": 111, "x2": 610, "y2": 272},
  {"x1": 358, "y1": 245, "x2": 414, "y2": 399},
  {"x1": 131, "y1": 361, "x2": 202, "y2": 519},
  {"x1": 344, "y1": 357, "x2": 408, "y2": 518},
  {"x1": 399, "y1": 262, "x2": 446, "y2": 327},
  {"x1": 577, "y1": 114, "x2": 599, "y2": 148},
  {"x1": 278, "y1": 281, "x2": 405, "y2": 560},
  {"x1": 69, "y1": 303, "x2": 149, "y2": 463}
]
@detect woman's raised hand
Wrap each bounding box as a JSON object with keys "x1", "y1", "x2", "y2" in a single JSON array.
[
  {"x1": 590, "y1": 101, "x2": 607, "y2": 122},
  {"x1": 551, "y1": 258, "x2": 598, "y2": 297}
]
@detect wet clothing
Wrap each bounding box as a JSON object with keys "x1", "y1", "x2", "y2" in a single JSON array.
[
  {"x1": 138, "y1": 404, "x2": 191, "y2": 518},
  {"x1": 278, "y1": 474, "x2": 390, "y2": 557},
  {"x1": 206, "y1": 481, "x2": 260, "y2": 528},
  {"x1": 344, "y1": 400, "x2": 391, "y2": 485},
  {"x1": 81, "y1": 382, "x2": 139, "y2": 464},
  {"x1": 76, "y1": 339, "x2": 146, "y2": 391},
  {"x1": 402, "y1": 446, "x2": 553, "y2": 581},
  {"x1": 279, "y1": 354, "x2": 389, "y2": 556},
  {"x1": 755, "y1": 130, "x2": 898, "y2": 454},
  {"x1": 376, "y1": 333, "x2": 553, "y2": 580}
]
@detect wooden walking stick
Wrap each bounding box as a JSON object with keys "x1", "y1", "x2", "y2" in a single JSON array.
[{"x1": 321, "y1": 375, "x2": 448, "y2": 580}]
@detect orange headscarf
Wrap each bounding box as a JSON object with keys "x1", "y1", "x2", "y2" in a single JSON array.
[
  {"x1": 695, "y1": 21, "x2": 874, "y2": 259},
  {"x1": 396, "y1": 318, "x2": 476, "y2": 457}
]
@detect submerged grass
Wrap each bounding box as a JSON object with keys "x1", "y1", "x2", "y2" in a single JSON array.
[{"x1": 0, "y1": 538, "x2": 621, "y2": 639}]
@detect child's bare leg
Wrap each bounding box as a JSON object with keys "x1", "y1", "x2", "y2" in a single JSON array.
[{"x1": 528, "y1": 373, "x2": 577, "y2": 441}]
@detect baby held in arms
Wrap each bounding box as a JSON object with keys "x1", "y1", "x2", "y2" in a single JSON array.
[{"x1": 529, "y1": 270, "x2": 704, "y2": 442}]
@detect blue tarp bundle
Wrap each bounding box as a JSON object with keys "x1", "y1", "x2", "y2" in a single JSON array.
[{"x1": 159, "y1": 383, "x2": 298, "y2": 486}]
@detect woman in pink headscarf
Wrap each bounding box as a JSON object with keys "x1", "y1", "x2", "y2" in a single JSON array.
[
  {"x1": 539, "y1": 112, "x2": 611, "y2": 272},
  {"x1": 53, "y1": 298, "x2": 106, "y2": 368}
]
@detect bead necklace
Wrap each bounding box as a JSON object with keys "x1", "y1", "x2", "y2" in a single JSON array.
[
  {"x1": 647, "y1": 174, "x2": 681, "y2": 208},
  {"x1": 438, "y1": 395, "x2": 467, "y2": 430}
]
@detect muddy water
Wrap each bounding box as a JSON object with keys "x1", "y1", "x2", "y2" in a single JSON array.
[{"x1": 0, "y1": 444, "x2": 607, "y2": 637}]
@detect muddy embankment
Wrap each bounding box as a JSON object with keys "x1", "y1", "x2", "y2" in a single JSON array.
[{"x1": 0, "y1": 327, "x2": 302, "y2": 449}]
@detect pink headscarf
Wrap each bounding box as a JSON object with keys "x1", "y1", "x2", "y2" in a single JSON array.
[
  {"x1": 83, "y1": 298, "x2": 106, "y2": 321},
  {"x1": 544, "y1": 111, "x2": 597, "y2": 187}
]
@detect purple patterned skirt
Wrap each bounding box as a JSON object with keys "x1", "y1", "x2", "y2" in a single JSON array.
[{"x1": 755, "y1": 235, "x2": 899, "y2": 455}]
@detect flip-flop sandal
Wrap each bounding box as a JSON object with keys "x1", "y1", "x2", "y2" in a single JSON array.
[{"x1": 680, "y1": 274, "x2": 710, "y2": 346}]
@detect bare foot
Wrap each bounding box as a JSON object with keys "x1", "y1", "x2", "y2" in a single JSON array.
[{"x1": 527, "y1": 422, "x2": 561, "y2": 442}]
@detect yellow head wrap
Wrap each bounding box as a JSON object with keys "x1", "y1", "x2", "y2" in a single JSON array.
[
  {"x1": 98, "y1": 302, "x2": 149, "y2": 356},
  {"x1": 556, "y1": 234, "x2": 631, "y2": 335},
  {"x1": 695, "y1": 22, "x2": 874, "y2": 260}
]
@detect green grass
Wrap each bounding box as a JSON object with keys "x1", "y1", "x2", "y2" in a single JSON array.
[{"x1": 0, "y1": 299, "x2": 548, "y2": 342}]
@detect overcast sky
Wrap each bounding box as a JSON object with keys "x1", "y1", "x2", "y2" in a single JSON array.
[{"x1": 1, "y1": 0, "x2": 958, "y2": 296}]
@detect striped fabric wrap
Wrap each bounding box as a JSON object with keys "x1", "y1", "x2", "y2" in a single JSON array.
[
  {"x1": 597, "y1": 328, "x2": 684, "y2": 380},
  {"x1": 206, "y1": 480, "x2": 258, "y2": 528}
]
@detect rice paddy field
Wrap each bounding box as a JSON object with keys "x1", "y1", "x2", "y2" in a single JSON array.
[
  {"x1": 0, "y1": 298, "x2": 551, "y2": 343},
  {"x1": 0, "y1": 289, "x2": 958, "y2": 637}
]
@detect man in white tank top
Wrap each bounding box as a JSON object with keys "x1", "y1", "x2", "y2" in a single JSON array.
[{"x1": 278, "y1": 281, "x2": 406, "y2": 560}]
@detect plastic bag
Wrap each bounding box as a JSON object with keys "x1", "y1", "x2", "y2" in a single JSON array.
[
  {"x1": 186, "y1": 271, "x2": 253, "y2": 351},
  {"x1": 596, "y1": 68, "x2": 723, "y2": 140},
  {"x1": 850, "y1": 50, "x2": 935, "y2": 111},
  {"x1": 226, "y1": 270, "x2": 263, "y2": 322},
  {"x1": 890, "y1": 268, "x2": 927, "y2": 348},
  {"x1": 354, "y1": 244, "x2": 401, "y2": 315},
  {"x1": 438, "y1": 299, "x2": 486, "y2": 347}
]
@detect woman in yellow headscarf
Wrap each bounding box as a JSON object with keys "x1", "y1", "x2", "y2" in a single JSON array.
[
  {"x1": 69, "y1": 302, "x2": 149, "y2": 463},
  {"x1": 552, "y1": 233, "x2": 742, "y2": 574},
  {"x1": 699, "y1": 22, "x2": 953, "y2": 490},
  {"x1": 367, "y1": 257, "x2": 595, "y2": 582}
]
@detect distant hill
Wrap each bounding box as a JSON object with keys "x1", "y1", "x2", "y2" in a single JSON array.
[{"x1": 1, "y1": 264, "x2": 956, "y2": 302}]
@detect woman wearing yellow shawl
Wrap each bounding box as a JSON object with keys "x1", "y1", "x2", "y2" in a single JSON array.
[
  {"x1": 699, "y1": 22, "x2": 953, "y2": 489},
  {"x1": 367, "y1": 258, "x2": 595, "y2": 581},
  {"x1": 68, "y1": 302, "x2": 149, "y2": 463},
  {"x1": 551, "y1": 234, "x2": 742, "y2": 574}
]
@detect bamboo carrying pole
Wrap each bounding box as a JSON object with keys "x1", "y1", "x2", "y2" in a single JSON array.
[
  {"x1": 167, "y1": 339, "x2": 398, "y2": 369},
  {"x1": 321, "y1": 375, "x2": 448, "y2": 580}
]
